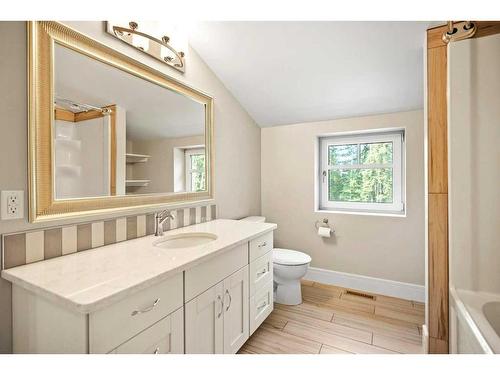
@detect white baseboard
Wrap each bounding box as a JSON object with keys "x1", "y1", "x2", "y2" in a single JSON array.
[{"x1": 304, "y1": 266, "x2": 425, "y2": 302}]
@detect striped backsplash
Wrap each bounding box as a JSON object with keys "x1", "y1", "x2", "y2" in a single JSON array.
[{"x1": 1, "y1": 204, "x2": 217, "y2": 270}]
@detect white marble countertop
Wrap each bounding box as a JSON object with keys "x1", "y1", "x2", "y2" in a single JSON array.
[{"x1": 1, "y1": 219, "x2": 277, "y2": 314}]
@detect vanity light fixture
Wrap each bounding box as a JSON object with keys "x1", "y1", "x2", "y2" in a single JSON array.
[{"x1": 109, "y1": 21, "x2": 186, "y2": 73}]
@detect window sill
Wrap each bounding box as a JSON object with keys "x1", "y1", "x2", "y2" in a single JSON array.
[{"x1": 316, "y1": 208, "x2": 406, "y2": 218}]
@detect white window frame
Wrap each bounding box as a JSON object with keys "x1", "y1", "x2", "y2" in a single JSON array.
[
  {"x1": 318, "y1": 130, "x2": 405, "y2": 214},
  {"x1": 184, "y1": 147, "x2": 206, "y2": 192}
]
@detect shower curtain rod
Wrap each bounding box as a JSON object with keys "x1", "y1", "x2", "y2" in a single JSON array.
[
  {"x1": 442, "y1": 21, "x2": 477, "y2": 43},
  {"x1": 54, "y1": 97, "x2": 112, "y2": 115}
]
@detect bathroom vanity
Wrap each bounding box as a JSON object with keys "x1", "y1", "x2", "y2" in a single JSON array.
[{"x1": 1, "y1": 219, "x2": 276, "y2": 354}]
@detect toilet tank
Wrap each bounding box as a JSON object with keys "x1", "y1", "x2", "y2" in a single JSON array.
[{"x1": 240, "y1": 216, "x2": 266, "y2": 223}]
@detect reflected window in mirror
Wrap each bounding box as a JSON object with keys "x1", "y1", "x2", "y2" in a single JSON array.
[{"x1": 185, "y1": 148, "x2": 206, "y2": 192}]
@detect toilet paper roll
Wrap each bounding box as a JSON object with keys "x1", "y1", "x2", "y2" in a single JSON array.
[{"x1": 317, "y1": 226, "x2": 331, "y2": 238}]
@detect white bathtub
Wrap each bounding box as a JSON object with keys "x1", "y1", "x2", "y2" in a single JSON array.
[{"x1": 450, "y1": 287, "x2": 500, "y2": 354}]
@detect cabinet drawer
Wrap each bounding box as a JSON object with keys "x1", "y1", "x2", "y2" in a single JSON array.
[
  {"x1": 89, "y1": 273, "x2": 183, "y2": 354},
  {"x1": 249, "y1": 232, "x2": 273, "y2": 262},
  {"x1": 249, "y1": 251, "x2": 273, "y2": 297},
  {"x1": 249, "y1": 280, "x2": 274, "y2": 335},
  {"x1": 185, "y1": 243, "x2": 248, "y2": 302},
  {"x1": 111, "y1": 307, "x2": 184, "y2": 354}
]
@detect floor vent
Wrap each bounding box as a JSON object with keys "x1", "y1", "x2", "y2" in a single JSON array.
[{"x1": 344, "y1": 290, "x2": 376, "y2": 300}]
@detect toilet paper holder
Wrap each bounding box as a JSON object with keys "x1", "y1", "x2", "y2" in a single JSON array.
[{"x1": 314, "y1": 218, "x2": 335, "y2": 234}]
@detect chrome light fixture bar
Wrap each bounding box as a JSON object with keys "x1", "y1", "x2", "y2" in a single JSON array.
[
  {"x1": 54, "y1": 97, "x2": 112, "y2": 115},
  {"x1": 111, "y1": 21, "x2": 185, "y2": 73}
]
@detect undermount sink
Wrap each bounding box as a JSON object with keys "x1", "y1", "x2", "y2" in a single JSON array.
[{"x1": 154, "y1": 232, "x2": 218, "y2": 249}]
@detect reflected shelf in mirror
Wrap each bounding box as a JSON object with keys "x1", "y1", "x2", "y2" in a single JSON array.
[
  {"x1": 125, "y1": 180, "x2": 151, "y2": 187},
  {"x1": 126, "y1": 153, "x2": 151, "y2": 164}
]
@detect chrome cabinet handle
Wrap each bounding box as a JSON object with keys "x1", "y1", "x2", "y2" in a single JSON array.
[
  {"x1": 131, "y1": 298, "x2": 160, "y2": 316},
  {"x1": 257, "y1": 301, "x2": 268, "y2": 310},
  {"x1": 258, "y1": 241, "x2": 267, "y2": 248},
  {"x1": 225, "y1": 289, "x2": 232, "y2": 311},
  {"x1": 256, "y1": 268, "x2": 268, "y2": 277},
  {"x1": 153, "y1": 347, "x2": 160, "y2": 354},
  {"x1": 217, "y1": 294, "x2": 224, "y2": 318}
]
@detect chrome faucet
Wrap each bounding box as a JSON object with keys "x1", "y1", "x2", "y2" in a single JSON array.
[{"x1": 154, "y1": 210, "x2": 175, "y2": 236}]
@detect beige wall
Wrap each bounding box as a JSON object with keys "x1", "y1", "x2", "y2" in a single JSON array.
[
  {"x1": 0, "y1": 21, "x2": 261, "y2": 353},
  {"x1": 261, "y1": 110, "x2": 424, "y2": 285}
]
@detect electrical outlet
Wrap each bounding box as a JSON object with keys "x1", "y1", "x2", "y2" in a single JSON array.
[{"x1": 1, "y1": 190, "x2": 24, "y2": 220}]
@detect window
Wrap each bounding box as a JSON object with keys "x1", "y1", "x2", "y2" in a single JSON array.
[
  {"x1": 185, "y1": 148, "x2": 206, "y2": 192},
  {"x1": 318, "y1": 130, "x2": 404, "y2": 214}
]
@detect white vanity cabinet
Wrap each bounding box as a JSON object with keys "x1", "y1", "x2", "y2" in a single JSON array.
[
  {"x1": 5, "y1": 222, "x2": 276, "y2": 354},
  {"x1": 12, "y1": 272, "x2": 185, "y2": 354},
  {"x1": 185, "y1": 243, "x2": 250, "y2": 354},
  {"x1": 248, "y1": 236, "x2": 274, "y2": 335},
  {"x1": 89, "y1": 273, "x2": 184, "y2": 353},
  {"x1": 185, "y1": 267, "x2": 249, "y2": 354},
  {"x1": 184, "y1": 232, "x2": 274, "y2": 353}
]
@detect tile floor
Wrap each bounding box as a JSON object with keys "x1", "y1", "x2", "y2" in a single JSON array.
[{"x1": 239, "y1": 280, "x2": 425, "y2": 354}]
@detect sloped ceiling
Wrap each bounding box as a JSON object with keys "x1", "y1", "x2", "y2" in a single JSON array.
[{"x1": 189, "y1": 21, "x2": 432, "y2": 127}]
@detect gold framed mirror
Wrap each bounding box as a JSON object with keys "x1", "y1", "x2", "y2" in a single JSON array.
[{"x1": 28, "y1": 21, "x2": 214, "y2": 223}]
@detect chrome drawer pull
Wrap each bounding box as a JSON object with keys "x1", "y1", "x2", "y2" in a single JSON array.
[
  {"x1": 131, "y1": 298, "x2": 160, "y2": 316},
  {"x1": 257, "y1": 241, "x2": 267, "y2": 248},
  {"x1": 217, "y1": 294, "x2": 224, "y2": 318},
  {"x1": 257, "y1": 301, "x2": 268, "y2": 310},
  {"x1": 153, "y1": 347, "x2": 160, "y2": 354},
  {"x1": 225, "y1": 289, "x2": 232, "y2": 311},
  {"x1": 256, "y1": 268, "x2": 268, "y2": 277}
]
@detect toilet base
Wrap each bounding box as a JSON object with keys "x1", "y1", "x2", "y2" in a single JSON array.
[{"x1": 274, "y1": 280, "x2": 303, "y2": 305}]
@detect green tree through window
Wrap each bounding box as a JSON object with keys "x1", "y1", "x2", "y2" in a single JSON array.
[
  {"x1": 328, "y1": 142, "x2": 394, "y2": 203},
  {"x1": 190, "y1": 153, "x2": 206, "y2": 192},
  {"x1": 320, "y1": 131, "x2": 404, "y2": 213}
]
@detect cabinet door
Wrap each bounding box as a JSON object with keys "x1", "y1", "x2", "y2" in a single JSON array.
[
  {"x1": 223, "y1": 265, "x2": 249, "y2": 354},
  {"x1": 185, "y1": 281, "x2": 224, "y2": 354}
]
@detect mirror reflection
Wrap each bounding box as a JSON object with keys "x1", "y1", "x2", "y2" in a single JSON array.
[{"x1": 53, "y1": 43, "x2": 206, "y2": 200}]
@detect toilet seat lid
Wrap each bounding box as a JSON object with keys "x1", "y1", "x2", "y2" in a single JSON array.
[{"x1": 273, "y1": 248, "x2": 311, "y2": 266}]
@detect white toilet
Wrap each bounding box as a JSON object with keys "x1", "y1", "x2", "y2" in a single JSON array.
[
  {"x1": 241, "y1": 216, "x2": 312, "y2": 305},
  {"x1": 273, "y1": 248, "x2": 311, "y2": 305}
]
